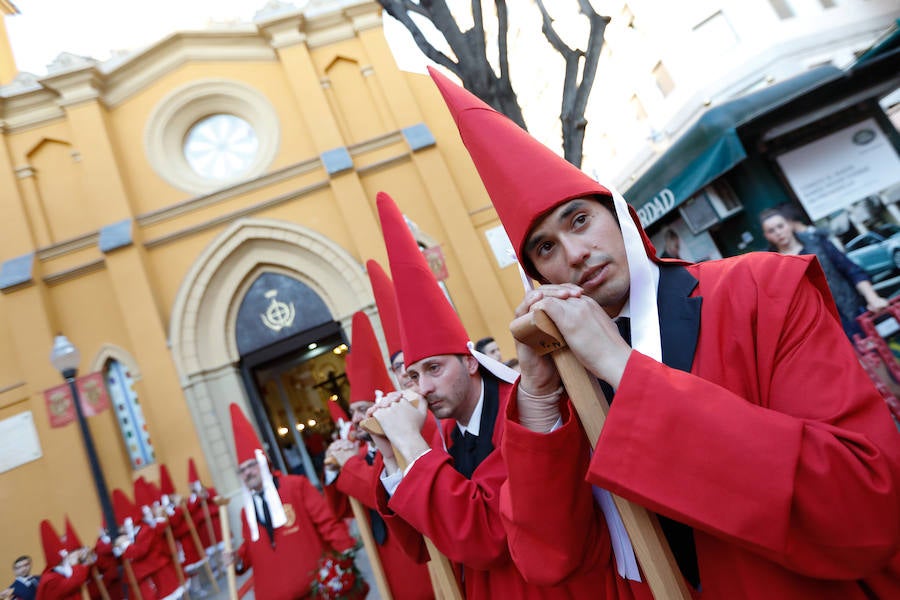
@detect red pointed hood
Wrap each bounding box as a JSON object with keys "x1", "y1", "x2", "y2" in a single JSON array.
[
  {"x1": 40, "y1": 520, "x2": 65, "y2": 567},
  {"x1": 133, "y1": 477, "x2": 155, "y2": 509},
  {"x1": 230, "y1": 403, "x2": 263, "y2": 465},
  {"x1": 366, "y1": 260, "x2": 403, "y2": 358},
  {"x1": 159, "y1": 464, "x2": 176, "y2": 496},
  {"x1": 63, "y1": 516, "x2": 83, "y2": 552},
  {"x1": 347, "y1": 311, "x2": 395, "y2": 402},
  {"x1": 112, "y1": 489, "x2": 141, "y2": 525},
  {"x1": 376, "y1": 192, "x2": 470, "y2": 365},
  {"x1": 187, "y1": 458, "x2": 201, "y2": 486},
  {"x1": 427, "y1": 66, "x2": 659, "y2": 279},
  {"x1": 327, "y1": 396, "x2": 350, "y2": 424},
  {"x1": 428, "y1": 67, "x2": 665, "y2": 365}
]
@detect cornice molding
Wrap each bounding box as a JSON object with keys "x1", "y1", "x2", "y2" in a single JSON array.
[{"x1": 0, "y1": 1, "x2": 383, "y2": 119}]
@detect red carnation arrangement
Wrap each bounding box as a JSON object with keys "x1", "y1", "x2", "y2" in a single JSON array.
[{"x1": 311, "y1": 547, "x2": 369, "y2": 600}]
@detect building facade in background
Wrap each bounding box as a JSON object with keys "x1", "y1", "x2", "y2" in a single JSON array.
[{"x1": 0, "y1": 0, "x2": 523, "y2": 570}]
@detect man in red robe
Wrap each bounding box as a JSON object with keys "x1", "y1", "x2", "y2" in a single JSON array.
[
  {"x1": 428, "y1": 67, "x2": 900, "y2": 598},
  {"x1": 365, "y1": 192, "x2": 607, "y2": 598},
  {"x1": 224, "y1": 403, "x2": 356, "y2": 600},
  {"x1": 35, "y1": 520, "x2": 93, "y2": 600},
  {"x1": 324, "y1": 310, "x2": 434, "y2": 600},
  {"x1": 112, "y1": 488, "x2": 184, "y2": 600}
]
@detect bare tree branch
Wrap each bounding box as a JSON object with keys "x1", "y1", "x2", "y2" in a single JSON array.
[
  {"x1": 534, "y1": 0, "x2": 575, "y2": 59},
  {"x1": 379, "y1": 0, "x2": 459, "y2": 75},
  {"x1": 469, "y1": 0, "x2": 489, "y2": 66},
  {"x1": 401, "y1": 0, "x2": 430, "y2": 18},
  {"x1": 494, "y1": 0, "x2": 510, "y2": 83}
]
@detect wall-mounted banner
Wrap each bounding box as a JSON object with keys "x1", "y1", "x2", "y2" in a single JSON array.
[
  {"x1": 43, "y1": 372, "x2": 111, "y2": 428},
  {"x1": 423, "y1": 245, "x2": 449, "y2": 281}
]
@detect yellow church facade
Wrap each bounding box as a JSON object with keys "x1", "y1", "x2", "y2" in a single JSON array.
[{"x1": 0, "y1": 0, "x2": 524, "y2": 567}]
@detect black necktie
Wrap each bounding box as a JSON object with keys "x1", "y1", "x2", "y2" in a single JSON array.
[
  {"x1": 255, "y1": 492, "x2": 276, "y2": 548},
  {"x1": 598, "y1": 318, "x2": 632, "y2": 405},
  {"x1": 616, "y1": 316, "x2": 632, "y2": 346},
  {"x1": 451, "y1": 429, "x2": 480, "y2": 479}
]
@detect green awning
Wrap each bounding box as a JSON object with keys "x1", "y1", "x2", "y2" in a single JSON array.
[
  {"x1": 626, "y1": 65, "x2": 842, "y2": 227},
  {"x1": 853, "y1": 19, "x2": 900, "y2": 66}
]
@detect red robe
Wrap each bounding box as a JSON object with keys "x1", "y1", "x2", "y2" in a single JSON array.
[
  {"x1": 35, "y1": 565, "x2": 89, "y2": 600},
  {"x1": 166, "y1": 506, "x2": 205, "y2": 571},
  {"x1": 121, "y1": 523, "x2": 182, "y2": 599},
  {"x1": 236, "y1": 474, "x2": 356, "y2": 600},
  {"x1": 328, "y1": 448, "x2": 434, "y2": 600},
  {"x1": 501, "y1": 254, "x2": 900, "y2": 598},
  {"x1": 378, "y1": 379, "x2": 608, "y2": 598},
  {"x1": 188, "y1": 488, "x2": 223, "y2": 550},
  {"x1": 92, "y1": 537, "x2": 125, "y2": 600}
]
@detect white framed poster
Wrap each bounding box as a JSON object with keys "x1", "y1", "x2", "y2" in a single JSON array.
[
  {"x1": 0, "y1": 411, "x2": 43, "y2": 473},
  {"x1": 775, "y1": 119, "x2": 900, "y2": 221}
]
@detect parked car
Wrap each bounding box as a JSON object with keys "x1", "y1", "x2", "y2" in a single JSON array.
[{"x1": 845, "y1": 224, "x2": 900, "y2": 279}]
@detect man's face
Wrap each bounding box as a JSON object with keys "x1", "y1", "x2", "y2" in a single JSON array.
[
  {"x1": 349, "y1": 400, "x2": 374, "y2": 441},
  {"x1": 482, "y1": 341, "x2": 502, "y2": 362},
  {"x1": 390, "y1": 352, "x2": 416, "y2": 390},
  {"x1": 761, "y1": 215, "x2": 794, "y2": 251},
  {"x1": 406, "y1": 354, "x2": 479, "y2": 423},
  {"x1": 13, "y1": 558, "x2": 31, "y2": 578},
  {"x1": 666, "y1": 236, "x2": 680, "y2": 256},
  {"x1": 237, "y1": 459, "x2": 262, "y2": 491},
  {"x1": 525, "y1": 198, "x2": 630, "y2": 317}
]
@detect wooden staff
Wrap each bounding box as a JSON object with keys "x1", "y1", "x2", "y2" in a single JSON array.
[
  {"x1": 348, "y1": 491, "x2": 393, "y2": 600},
  {"x1": 90, "y1": 565, "x2": 111, "y2": 600},
  {"x1": 121, "y1": 558, "x2": 143, "y2": 600},
  {"x1": 511, "y1": 309, "x2": 692, "y2": 600},
  {"x1": 215, "y1": 497, "x2": 238, "y2": 600},
  {"x1": 161, "y1": 521, "x2": 191, "y2": 600},
  {"x1": 198, "y1": 492, "x2": 219, "y2": 560},
  {"x1": 359, "y1": 415, "x2": 462, "y2": 600},
  {"x1": 179, "y1": 501, "x2": 221, "y2": 593}
]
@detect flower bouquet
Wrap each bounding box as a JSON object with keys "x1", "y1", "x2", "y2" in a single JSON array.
[{"x1": 311, "y1": 546, "x2": 370, "y2": 600}]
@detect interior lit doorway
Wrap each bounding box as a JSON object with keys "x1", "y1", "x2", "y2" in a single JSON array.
[{"x1": 240, "y1": 321, "x2": 350, "y2": 489}]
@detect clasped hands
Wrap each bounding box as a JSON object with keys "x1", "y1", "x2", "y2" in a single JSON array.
[
  {"x1": 365, "y1": 389, "x2": 430, "y2": 476},
  {"x1": 324, "y1": 439, "x2": 359, "y2": 470},
  {"x1": 513, "y1": 283, "x2": 632, "y2": 431}
]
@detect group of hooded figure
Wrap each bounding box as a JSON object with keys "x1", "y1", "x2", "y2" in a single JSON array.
[
  {"x1": 223, "y1": 67, "x2": 900, "y2": 600},
  {"x1": 33, "y1": 459, "x2": 225, "y2": 600},
  {"x1": 43, "y1": 66, "x2": 899, "y2": 600}
]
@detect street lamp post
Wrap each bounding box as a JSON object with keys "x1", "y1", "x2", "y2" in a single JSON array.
[{"x1": 50, "y1": 334, "x2": 119, "y2": 539}]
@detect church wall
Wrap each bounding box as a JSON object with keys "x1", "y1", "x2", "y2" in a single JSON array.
[{"x1": 0, "y1": 2, "x2": 523, "y2": 569}]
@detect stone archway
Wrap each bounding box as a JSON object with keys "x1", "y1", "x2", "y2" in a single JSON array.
[{"x1": 168, "y1": 218, "x2": 373, "y2": 496}]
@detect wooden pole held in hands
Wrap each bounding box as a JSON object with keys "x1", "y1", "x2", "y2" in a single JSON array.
[
  {"x1": 348, "y1": 496, "x2": 393, "y2": 600},
  {"x1": 199, "y1": 494, "x2": 219, "y2": 559},
  {"x1": 359, "y1": 414, "x2": 463, "y2": 600},
  {"x1": 510, "y1": 309, "x2": 692, "y2": 600},
  {"x1": 90, "y1": 565, "x2": 111, "y2": 600},
  {"x1": 121, "y1": 558, "x2": 142, "y2": 600},
  {"x1": 180, "y1": 501, "x2": 221, "y2": 593},
  {"x1": 162, "y1": 522, "x2": 191, "y2": 600},
  {"x1": 215, "y1": 497, "x2": 239, "y2": 600}
]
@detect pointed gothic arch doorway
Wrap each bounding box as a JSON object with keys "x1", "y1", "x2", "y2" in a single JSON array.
[{"x1": 169, "y1": 218, "x2": 376, "y2": 498}]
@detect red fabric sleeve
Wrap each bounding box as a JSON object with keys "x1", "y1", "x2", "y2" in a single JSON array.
[
  {"x1": 36, "y1": 566, "x2": 90, "y2": 599},
  {"x1": 335, "y1": 455, "x2": 379, "y2": 509},
  {"x1": 323, "y1": 479, "x2": 352, "y2": 520},
  {"x1": 370, "y1": 453, "x2": 430, "y2": 564},
  {"x1": 592, "y1": 270, "x2": 900, "y2": 580},
  {"x1": 299, "y1": 477, "x2": 356, "y2": 553},
  {"x1": 500, "y1": 392, "x2": 613, "y2": 585},
  {"x1": 388, "y1": 446, "x2": 510, "y2": 570}
]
